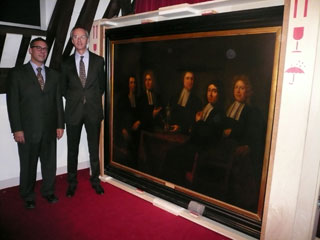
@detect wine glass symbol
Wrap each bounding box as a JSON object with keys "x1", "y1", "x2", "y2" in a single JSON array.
[{"x1": 293, "y1": 27, "x2": 304, "y2": 52}]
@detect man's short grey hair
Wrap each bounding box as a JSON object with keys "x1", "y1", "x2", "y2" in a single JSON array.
[{"x1": 70, "y1": 26, "x2": 89, "y2": 39}]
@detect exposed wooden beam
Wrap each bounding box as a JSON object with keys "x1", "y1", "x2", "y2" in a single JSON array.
[
  {"x1": 62, "y1": 0, "x2": 100, "y2": 60},
  {"x1": 120, "y1": 0, "x2": 135, "y2": 15},
  {"x1": 15, "y1": 36, "x2": 31, "y2": 66},
  {"x1": 0, "y1": 34, "x2": 5, "y2": 60},
  {"x1": 103, "y1": 0, "x2": 134, "y2": 19},
  {"x1": 0, "y1": 34, "x2": 7, "y2": 94},
  {"x1": 47, "y1": 0, "x2": 76, "y2": 70},
  {"x1": 0, "y1": 25, "x2": 46, "y2": 36},
  {"x1": 0, "y1": 68, "x2": 9, "y2": 94},
  {"x1": 103, "y1": 0, "x2": 121, "y2": 18}
]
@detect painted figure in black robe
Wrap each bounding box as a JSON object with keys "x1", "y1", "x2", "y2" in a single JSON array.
[
  {"x1": 194, "y1": 75, "x2": 265, "y2": 212},
  {"x1": 162, "y1": 80, "x2": 224, "y2": 187},
  {"x1": 168, "y1": 71, "x2": 202, "y2": 135},
  {"x1": 114, "y1": 76, "x2": 140, "y2": 167},
  {"x1": 137, "y1": 71, "x2": 163, "y2": 132}
]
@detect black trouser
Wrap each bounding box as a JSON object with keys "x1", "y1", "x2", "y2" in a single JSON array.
[
  {"x1": 66, "y1": 118, "x2": 101, "y2": 187},
  {"x1": 18, "y1": 138, "x2": 57, "y2": 201}
]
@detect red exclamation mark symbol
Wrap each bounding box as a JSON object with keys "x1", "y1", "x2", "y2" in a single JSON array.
[{"x1": 304, "y1": 0, "x2": 309, "y2": 17}]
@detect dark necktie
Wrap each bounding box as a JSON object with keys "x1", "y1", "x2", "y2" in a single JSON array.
[
  {"x1": 79, "y1": 56, "x2": 86, "y2": 87},
  {"x1": 36, "y1": 67, "x2": 45, "y2": 90}
]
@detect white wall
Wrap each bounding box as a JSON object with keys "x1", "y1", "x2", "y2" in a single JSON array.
[{"x1": 0, "y1": 0, "x2": 110, "y2": 189}]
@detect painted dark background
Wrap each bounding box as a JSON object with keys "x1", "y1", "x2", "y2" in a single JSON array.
[{"x1": 113, "y1": 32, "x2": 276, "y2": 122}]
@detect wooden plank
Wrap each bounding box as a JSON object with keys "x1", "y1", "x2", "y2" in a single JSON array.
[
  {"x1": 120, "y1": 0, "x2": 135, "y2": 16},
  {"x1": 103, "y1": 0, "x2": 134, "y2": 19},
  {"x1": 15, "y1": 35, "x2": 31, "y2": 66},
  {"x1": 0, "y1": 34, "x2": 7, "y2": 94},
  {"x1": 0, "y1": 25, "x2": 45, "y2": 36},
  {"x1": 103, "y1": 0, "x2": 121, "y2": 18},
  {"x1": 47, "y1": 0, "x2": 76, "y2": 70},
  {"x1": 0, "y1": 68, "x2": 9, "y2": 94},
  {"x1": 0, "y1": 34, "x2": 6, "y2": 61}
]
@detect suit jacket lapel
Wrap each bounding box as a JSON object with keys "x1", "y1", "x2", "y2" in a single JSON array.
[
  {"x1": 86, "y1": 52, "x2": 95, "y2": 87},
  {"x1": 26, "y1": 62, "x2": 42, "y2": 88},
  {"x1": 43, "y1": 67, "x2": 53, "y2": 92},
  {"x1": 70, "y1": 54, "x2": 83, "y2": 87},
  {"x1": 71, "y1": 57, "x2": 80, "y2": 80}
]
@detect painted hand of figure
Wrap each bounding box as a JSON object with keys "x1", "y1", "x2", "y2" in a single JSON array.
[
  {"x1": 223, "y1": 128, "x2": 232, "y2": 137},
  {"x1": 153, "y1": 107, "x2": 162, "y2": 118},
  {"x1": 56, "y1": 129, "x2": 64, "y2": 140},
  {"x1": 13, "y1": 131, "x2": 25, "y2": 144},
  {"x1": 195, "y1": 111, "x2": 202, "y2": 122},
  {"x1": 169, "y1": 125, "x2": 179, "y2": 132},
  {"x1": 132, "y1": 121, "x2": 141, "y2": 131},
  {"x1": 122, "y1": 128, "x2": 129, "y2": 140},
  {"x1": 234, "y1": 145, "x2": 250, "y2": 157}
]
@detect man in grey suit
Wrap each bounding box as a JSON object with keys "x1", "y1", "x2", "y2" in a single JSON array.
[
  {"x1": 61, "y1": 26, "x2": 105, "y2": 197},
  {"x1": 6, "y1": 38, "x2": 64, "y2": 209}
]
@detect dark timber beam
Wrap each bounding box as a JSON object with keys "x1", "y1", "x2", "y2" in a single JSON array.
[
  {"x1": 103, "y1": 0, "x2": 134, "y2": 19},
  {"x1": 0, "y1": 25, "x2": 46, "y2": 36},
  {"x1": 47, "y1": 0, "x2": 76, "y2": 70},
  {"x1": 0, "y1": 34, "x2": 7, "y2": 94},
  {"x1": 15, "y1": 35, "x2": 31, "y2": 66},
  {"x1": 0, "y1": 34, "x2": 5, "y2": 60},
  {"x1": 0, "y1": 68, "x2": 9, "y2": 94},
  {"x1": 62, "y1": 0, "x2": 100, "y2": 61}
]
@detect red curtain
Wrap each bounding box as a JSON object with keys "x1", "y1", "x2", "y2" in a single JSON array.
[{"x1": 135, "y1": 0, "x2": 211, "y2": 14}]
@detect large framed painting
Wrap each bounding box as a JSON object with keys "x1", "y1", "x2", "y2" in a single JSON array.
[{"x1": 104, "y1": 6, "x2": 283, "y2": 238}]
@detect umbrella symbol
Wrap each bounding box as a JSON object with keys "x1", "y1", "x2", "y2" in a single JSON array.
[{"x1": 285, "y1": 66, "x2": 304, "y2": 84}]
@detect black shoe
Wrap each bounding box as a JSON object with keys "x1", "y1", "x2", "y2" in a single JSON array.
[
  {"x1": 66, "y1": 185, "x2": 76, "y2": 198},
  {"x1": 25, "y1": 200, "x2": 35, "y2": 209},
  {"x1": 44, "y1": 194, "x2": 59, "y2": 204},
  {"x1": 92, "y1": 184, "x2": 104, "y2": 195}
]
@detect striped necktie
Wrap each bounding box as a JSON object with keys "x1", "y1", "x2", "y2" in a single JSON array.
[
  {"x1": 79, "y1": 56, "x2": 86, "y2": 87},
  {"x1": 36, "y1": 67, "x2": 45, "y2": 90}
]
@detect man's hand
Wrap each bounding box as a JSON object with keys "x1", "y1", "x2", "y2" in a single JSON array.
[
  {"x1": 57, "y1": 129, "x2": 64, "y2": 140},
  {"x1": 14, "y1": 131, "x2": 25, "y2": 144}
]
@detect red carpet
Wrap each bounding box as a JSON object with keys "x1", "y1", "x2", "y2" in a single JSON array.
[{"x1": 0, "y1": 169, "x2": 230, "y2": 240}]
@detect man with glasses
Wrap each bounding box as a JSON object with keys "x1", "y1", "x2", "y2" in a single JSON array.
[
  {"x1": 6, "y1": 37, "x2": 64, "y2": 209},
  {"x1": 61, "y1": 26, "x2": 105, "y2": 197}
]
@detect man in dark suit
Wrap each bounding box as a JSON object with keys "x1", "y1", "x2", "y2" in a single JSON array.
[
  {"x1": 61, "y1": 26, "x2": 105, "y2": 197},
  {"x1": 6, "y1": 38, "x2": 64, "y2": 209}
]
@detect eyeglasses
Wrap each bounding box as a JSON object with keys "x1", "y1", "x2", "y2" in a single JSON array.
[
  {"x1": 72, "y1": 35, "x2": 88, "y2": 40},
  {"x1": 31, "y1": 46, "x2": 48, "y2": 51}
]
